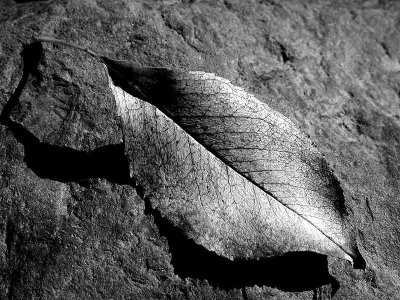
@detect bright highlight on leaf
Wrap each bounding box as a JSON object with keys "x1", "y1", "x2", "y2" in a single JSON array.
[{"x1": 36, "y1": 37, "x2": 366, "y2": 269}]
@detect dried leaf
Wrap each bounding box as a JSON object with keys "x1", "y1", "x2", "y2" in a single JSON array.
[{"x1": 103, "y1": 58, "x2": 365, "y2": 268}]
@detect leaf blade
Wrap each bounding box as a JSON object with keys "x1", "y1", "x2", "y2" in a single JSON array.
[{"x1": 105, "y1": 61, "x2": 364, "y2": 268}]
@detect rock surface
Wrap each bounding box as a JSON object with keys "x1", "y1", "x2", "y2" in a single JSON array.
[{"x1": 1, "y1": 0, "x2": 400, "y2": 299}]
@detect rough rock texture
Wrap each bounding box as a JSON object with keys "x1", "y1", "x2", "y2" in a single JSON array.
[{"x1": 1, "y1": 0, "x2": 400, "y2": 299}]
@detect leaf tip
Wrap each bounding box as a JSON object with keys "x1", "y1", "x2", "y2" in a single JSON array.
[{"x1": 351, "y1": 246, "x2": 366, "y2": 269}]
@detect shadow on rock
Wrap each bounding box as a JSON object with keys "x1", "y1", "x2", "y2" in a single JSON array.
[
  {"x1": 0, "y1": 41, "x2": 131, "y2": 185},
  {"x1": 144, "y1": 196, "x2": 339, "y2": 294},
  {"x1": 1, "y1": 41, "x2": 339, "y2": 296}
]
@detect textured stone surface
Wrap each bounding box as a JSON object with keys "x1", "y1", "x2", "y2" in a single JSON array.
[{"x1": 1, "y1": 0, "x2": 400, "y2": 299}]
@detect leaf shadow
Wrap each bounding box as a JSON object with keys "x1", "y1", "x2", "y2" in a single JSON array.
[
  {"x1": 1, "y1": 42, "x2": 339, "y2": 296},
  {"x1": 143, "y1": 195, "x2": 339, "y2": 294}
]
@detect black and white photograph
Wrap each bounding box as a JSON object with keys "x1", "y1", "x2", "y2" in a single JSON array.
[{"x1": 0, "y1": 0, "x2": 398, "y2": 299}]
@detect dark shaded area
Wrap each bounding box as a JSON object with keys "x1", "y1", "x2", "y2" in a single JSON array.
[
  {"x1": 144, "y1": 196, "x2": 339, "y2": 294},
  {"x1": 101, "y1": 55, "x2": 175, "y2": 104},
  {"x1": 14, "y1": 125, "x2": 130, "y2": 184},
  {"x1": 278, "y1": 42, "x2": 293, "y2": 63},
  {"x1": 1, "y1": 42, "x2": 339, "y2": 296}
]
